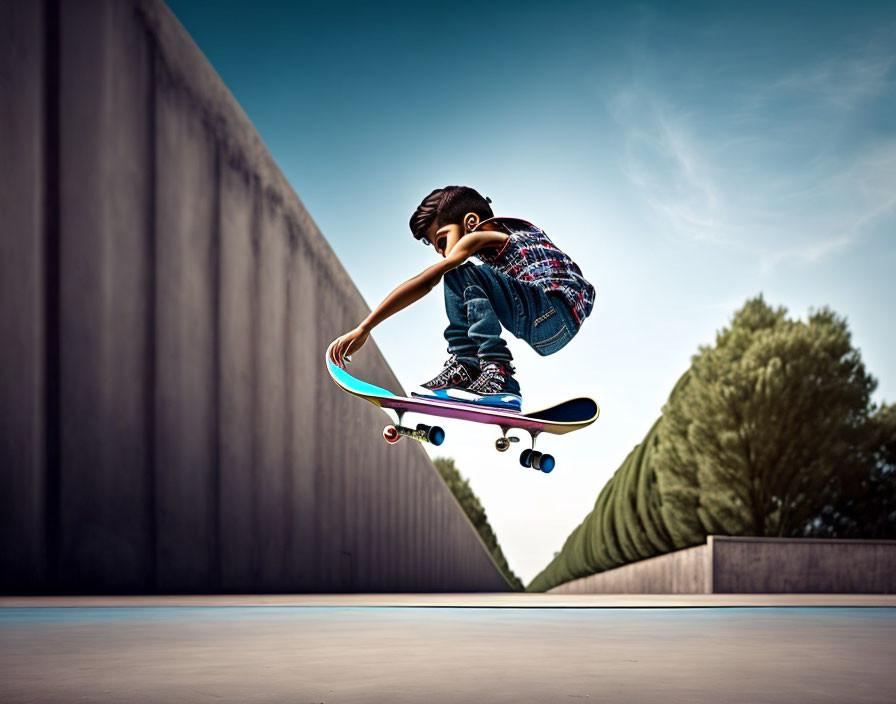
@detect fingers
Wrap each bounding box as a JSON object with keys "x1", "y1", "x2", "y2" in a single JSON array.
[
  {"x1": 329, "y1": 338, "x2": 345, "y2": 368},
  {"x1": 329, "y1": 333, "x2": 359, "y2": 369},
  {"x1": 337, "y1": 338, "x2": 353, "y2": 368}
]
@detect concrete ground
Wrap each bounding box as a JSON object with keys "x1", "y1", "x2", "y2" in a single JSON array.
[{"x1": 2, "y1": 595, "x2": 895, "y2": 703}]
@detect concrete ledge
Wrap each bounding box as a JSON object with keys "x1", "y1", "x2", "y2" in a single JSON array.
[{"x1": 549, "y1": 536, "x2": 896, "y2": 594}]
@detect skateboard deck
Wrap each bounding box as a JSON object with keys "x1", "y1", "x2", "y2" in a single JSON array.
[{"x1": 325, "y1": 342, "x2": 599, "y2": 472}]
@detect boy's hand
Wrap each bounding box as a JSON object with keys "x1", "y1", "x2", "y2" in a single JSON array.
[{"x1": 330, "y1": 326, "x2": 370, "y2": 368}]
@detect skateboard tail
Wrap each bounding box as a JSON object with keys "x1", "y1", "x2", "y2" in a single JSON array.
[{"x1": 327, "y1": 354, "x2": 395, "y2": 401}]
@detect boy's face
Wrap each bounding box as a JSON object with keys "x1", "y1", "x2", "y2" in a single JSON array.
[{"x1": 423, "y1": 213, "x2": 479, "y2": 258}]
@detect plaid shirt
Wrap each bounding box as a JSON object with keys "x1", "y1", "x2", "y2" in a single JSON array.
[{"x1": 474, "y1": 217, "x2": 595, "y2": 325}]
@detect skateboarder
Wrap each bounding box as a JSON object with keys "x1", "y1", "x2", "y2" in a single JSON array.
[{"x1": 330, "y1": 186, "x2": 595, "y2": 411}]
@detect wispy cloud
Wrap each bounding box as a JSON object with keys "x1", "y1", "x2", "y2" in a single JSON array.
[
  {"x1": 609, "y1": 27, "x2": 896, "y2": 272},
  {"x1": 766, "y1": 42, "x2": 895, "y2": 111},
  {"x1": 612, "y1": 89, "x2": 729, "y2": 246},
  {"x1": 759, "y1": 142, "x2": 896, "y2": 270}
]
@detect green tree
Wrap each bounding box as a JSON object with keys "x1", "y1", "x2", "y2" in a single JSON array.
[
  {"x1": 529, "y1": 295, "x2": 893, "y2": 593},
  {"x1": 433, "y1": 457, "x2": 523, "y2": 591},
  {"x1": 807, "y1": 402, "x2": 896, "y2": 539},
  {"x1": 655, "y1": 296, "x2": 877, "y2": 541}
]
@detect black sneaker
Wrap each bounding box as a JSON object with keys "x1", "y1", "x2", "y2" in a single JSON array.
[
  {"x1": 456, "y1": 360, "x2": 522, "y2": 411},
  {"x1": 415, "y1": 354, "x2": 479, "y2": 394}
]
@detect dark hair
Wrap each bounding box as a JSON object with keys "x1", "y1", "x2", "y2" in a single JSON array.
[{"x1": 409, "y1": 186, "x2": 494, "y2": 241}]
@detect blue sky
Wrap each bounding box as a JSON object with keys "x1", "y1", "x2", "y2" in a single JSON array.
[{"x1": 168, "y1": 0, "x2": 896, "y2": 583}]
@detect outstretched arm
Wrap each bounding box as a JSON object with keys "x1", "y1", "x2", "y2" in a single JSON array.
[{"x1": 329, "y1": 231, "x2": 507, "y2": 366}]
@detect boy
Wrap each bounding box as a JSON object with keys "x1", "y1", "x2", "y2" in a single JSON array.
[{"x1": 330, "y1": 186, "x2": 595, "y2": 411}]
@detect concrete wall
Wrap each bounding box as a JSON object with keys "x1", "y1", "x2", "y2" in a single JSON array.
[
  {"x1": 709, "y1": 536, "x2": 896, "y2": 593},
  {"x1": 548, "y1": 537, "x2": 896, "y2": 594},
  {"x1": 548, "y1": 544, "x2": 711, "y2": 594},
  {"x1": 0, "y1": 0, "x2": 509, "y2": 594}
]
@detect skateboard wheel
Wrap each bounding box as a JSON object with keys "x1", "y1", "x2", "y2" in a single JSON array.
[
  {"x1": 428, "y1": 425, "x2": 445, "y2": 446},
  {"x1": 496, "y1": 437, "x2": 510, "y2": 452},
  {"x1": 383, "y1": 425, "x2": 400, "y2": 444},
  {"x1": 520, "y1": 449, "x2": 533, "y2": 468},
  {"x1": 539, "y1": 454, "x2": 555, "y2": 473}
]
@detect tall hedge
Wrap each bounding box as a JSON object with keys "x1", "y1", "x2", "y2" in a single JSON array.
[{"x1": 528, "y1": 296, "x2": 890, "y2": 592}]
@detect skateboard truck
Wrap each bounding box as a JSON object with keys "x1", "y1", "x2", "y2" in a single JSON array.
[
  {"x1": 516, "y1": 430, "x2": 555, "y2": 472},
  {"x1": 383, "y1": 422, "x2": 445, "y2": 446},
  {"x1": 495, "y1": 425, "x2": 521, "y2": 452},
  {"x1": 495, "y1": 427, "x2": 554, "y2": 472}
]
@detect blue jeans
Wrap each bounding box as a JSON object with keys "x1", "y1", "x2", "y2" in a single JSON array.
[{"x1": 443, "y1": 262, "x2": 581, "y2": 367}]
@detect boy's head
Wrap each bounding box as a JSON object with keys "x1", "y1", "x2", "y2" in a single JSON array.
[{"x1": 409, "y1": 186, "x2": 494, "y2": 256}]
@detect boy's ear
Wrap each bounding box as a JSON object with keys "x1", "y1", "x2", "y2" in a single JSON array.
[{"x1": 464, "y1": 212, "x2": 480, "y2": 232}]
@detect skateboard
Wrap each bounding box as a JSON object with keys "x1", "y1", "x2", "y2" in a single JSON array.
[{"x1": 325, "y1": 342, "x2": 599, "y2": 473}]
